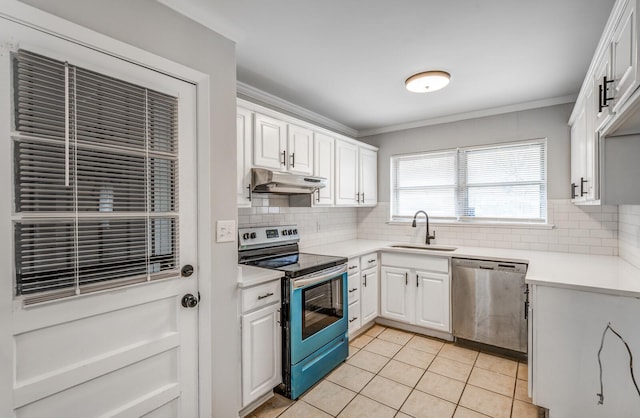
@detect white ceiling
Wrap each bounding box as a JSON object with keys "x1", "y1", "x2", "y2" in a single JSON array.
[{"x1": 159, "y1": 0, "x2": 615, "y2": 135}]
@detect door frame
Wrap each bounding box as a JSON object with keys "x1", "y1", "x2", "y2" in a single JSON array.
[{"x1": 0, "y1": 2, "x2": 214, "y2": 416}]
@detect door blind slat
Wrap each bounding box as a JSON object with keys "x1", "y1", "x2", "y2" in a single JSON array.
[{"x1": 13, "y1": 49, "x2": 181, "y2": 302}]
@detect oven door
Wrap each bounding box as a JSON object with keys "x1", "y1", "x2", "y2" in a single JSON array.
[{"x1": 289, "y1": 265, "x2": 348, "y2": 364}]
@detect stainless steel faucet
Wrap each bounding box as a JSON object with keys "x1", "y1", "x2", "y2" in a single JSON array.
[{"x1": 412, "y1": 210, "x2": 436, "y2": 245}]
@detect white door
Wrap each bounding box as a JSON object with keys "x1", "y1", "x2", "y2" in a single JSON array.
[
  {"x1": 0, "y1": 21, "x2": 199, "y2": 417},
  {"x1": 360, "y1": 267, "x2": 378, "y2": 324},
  {"x1": 241, "y1": 303, "x2": 282, "y2": 407},
  {"x1": 314, "y1": 133, "x2": 335, "y2": 206},
  {"x1": 237, "y1": 107, "x2": 253, "y2": 207},
  {"x1": 335, "y1": 140, "x2": 359, "y2": 206},
  {"x1": 414, "y1": 270, "x2": 450, "y2": 332},
  {"x1": 570, "y1": 103, "x2": 587, "y2": 203},
  {"x1": 380, "y1": 267, "x2": 412, "y2": 323},
  {"x1": 287, "y1": 124, "x2": 313, "y2": 175},
  {"x1": 359, "y1": 147, "x2": 378, "y2": 206},
  {"x1": 254, "y1": 113, "x2": 287, "y2": 170}
]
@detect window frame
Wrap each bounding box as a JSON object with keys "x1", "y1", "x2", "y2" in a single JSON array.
[{"x1": 390, "y1": 138, "x2": 548, "y2": 225}]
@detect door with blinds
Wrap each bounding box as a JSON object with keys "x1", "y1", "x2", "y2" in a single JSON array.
[{"x1": 0, "y1": 19, "x2": 199, "y2": 417}]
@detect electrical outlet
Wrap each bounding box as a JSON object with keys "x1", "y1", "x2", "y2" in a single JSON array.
[{"x1": 216, "y1": 220, "x2": 236, "y2": 243}]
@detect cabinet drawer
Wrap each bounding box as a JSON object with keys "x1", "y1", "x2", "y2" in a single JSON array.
[
  {"x1": 348, "y1": 300, "x2": 361, "y2": 334},
  {"x1": 381, "y1": 252, "x2": 449, "y2": 273},
  {"x1": 347, "y1": 274, "x2": 360, "y2": 304},
  {"x1": 360, "y1": 252, "x2": 378, "y2": 270},
  {"x1": 347, "y1": 257, "x2": 360, "y2": 275},
  {"x1": 241, "y1": 280, "x2": 281, "y2": 313}
]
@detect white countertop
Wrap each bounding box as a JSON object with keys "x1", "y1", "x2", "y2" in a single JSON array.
[
  {"x1": 302, "y1": 240, "x2": 640, "y2": 298},
  {"x1": 237, "y1": 265, "x2": 282, "y2": 289}
]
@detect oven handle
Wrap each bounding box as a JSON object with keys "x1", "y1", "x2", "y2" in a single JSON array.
[{"x1": 292, "y1": 264, "x2": 347, "y2": 289}]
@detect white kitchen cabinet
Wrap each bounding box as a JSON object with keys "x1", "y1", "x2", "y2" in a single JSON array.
[
  {"x1": 414, "y1": 270, "x2": 450, "y2": 332},
  {"x1": 360, "y1": 266, "x2": 378, "y2": 325},
  {"x1": 611, "y1": 0, "x2": 639, "y2": 113},
  {"x1": 313, "y1": 133, "x2": 335, "y2": 205},
  {"x1": 237, "y1": 107, "x2": 253, "y2": 207},
  {"x1": 359, "y1": 147, "x2": 378, "y2": 206},
  {"x1": 359, "y1": 252, "x2": 378, "y2": 326},
  {"x1": 253, "y1": 114, "x2": 313, "y2": 175},
  {"x1": 380, "y1": 252, "x2": 450, "y2": 333},
  {"x1": 335, "y1": 139, "x2": 378, "y2": 207},
  {"x1": 253, "y1": 113, "x2": 288, "y2": 171},
  {"x1": 240, "y1": 280, "x2": 282, "y2": 408},
  {"x1": 380, "y1": 266, "x2": 412, "y2": 323},
  {"x1": 287, "y1": 124, "x2": 313, "y2": 175},
  {"x1": 530, "y1": 284, "x2": 640, "y2": 417},
  {"x1": 335, "y1": 140, "x2": 359, "y2": 206},
  {"x1": 570, "y1": 82, "x2": 598, "y2": 204},
  {"x1": 347, "y1": 272, "x2": 361, "y2": 305}
]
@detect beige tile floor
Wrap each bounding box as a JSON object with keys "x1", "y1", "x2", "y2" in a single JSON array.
[{"x1": 247, "y1": 325, "x2": 545, "y2": 418}]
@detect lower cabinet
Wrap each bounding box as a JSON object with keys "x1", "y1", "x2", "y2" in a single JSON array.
[
  {"x1": 360, "y1": 266, "x2": 378, "y2": 324},
  {"x1": 240, "y1": 282, "x2": 282, "y2": 408},
  {"x1": 348, "y1": 300, "x2": 361, "y2": 334},
  {"x1": 380, "y1": 253, "x2": 450, "y2": 333}
]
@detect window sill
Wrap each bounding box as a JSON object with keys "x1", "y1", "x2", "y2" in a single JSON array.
[{"x1": 387, "y1": 220, "x2": 555, "y2": 230}]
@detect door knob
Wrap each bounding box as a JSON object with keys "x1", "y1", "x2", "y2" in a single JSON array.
[
  {"x1": 181, "y1": 293, "x2": 199, "y2": 308},
  {"x1": 181, "y1": 264, "x2": 194, "y2": 277}
]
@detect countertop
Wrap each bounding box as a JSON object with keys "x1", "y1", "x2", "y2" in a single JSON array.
[
  {"x1": 301, "y1": 240, "x2": 640, "y2": 298},
  {"x1": 236, "y1": 265, "x2": 282, "y2": 289}
]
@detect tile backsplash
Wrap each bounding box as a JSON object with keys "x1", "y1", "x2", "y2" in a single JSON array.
[
  {"x1": 356, "y1": 199, "x2": 618, "y2": 256},
  {"x1": 238, "y1": 195, "x2": 357, "y2": 248},
  {"x1": 238, "y1": 197, "x2": 620, "y2": 256},
  {"x1": 619, "y1": 205, "x2": 640, "y2": 268}
]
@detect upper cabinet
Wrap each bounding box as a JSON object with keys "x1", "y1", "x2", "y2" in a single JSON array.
[
  {"x1": 237, "y1": 98, "x2": 378, "y2": 208},
  {"x1": 569, "y1": 0, "x2": 640, "y2": 205},
  {"x1": 237, "y1": 107, "x2": 253, "y2": 208},
  {"x1": 335, "y1": 140, "x2": 378, "y2": 207},
  {"x1": 253, "y1": 113, "x2": 288, "y2": 171},
  {"x1": 313, "y1": 133, "x2": 335, "y2": 206}
]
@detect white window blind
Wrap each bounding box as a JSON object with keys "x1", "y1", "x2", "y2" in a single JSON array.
[
  {"x1": 391, "y1": 139, "x2": 547, "y2": 224},
  {"x1": 13, "y1": 49, "x2": 179, "y2": 303}
]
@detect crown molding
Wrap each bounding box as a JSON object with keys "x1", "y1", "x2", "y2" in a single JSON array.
[
  {"x1": 358, "y1": 94, "x2": 577, "y2": 137},
  {"x1": 237, "y1": 81, "x2": 358, "y2": 137}
]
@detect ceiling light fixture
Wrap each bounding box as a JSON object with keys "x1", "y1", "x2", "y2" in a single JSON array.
[{"x1": 405, "y1": 70, "x2": 451, "y2": 93}]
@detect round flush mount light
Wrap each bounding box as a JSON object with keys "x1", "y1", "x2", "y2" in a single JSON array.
[{"x1": 405, "y1": 70, "x2": 451, "y2": 93}]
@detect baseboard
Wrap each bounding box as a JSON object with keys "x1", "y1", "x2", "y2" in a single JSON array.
[{"x1": 375, "y1": 318, "x2": 454, "y2": 342}]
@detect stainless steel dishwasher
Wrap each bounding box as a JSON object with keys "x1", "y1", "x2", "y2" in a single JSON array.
[{"x1": 452, "y1": 258, "x2": 528, "y2": 353}]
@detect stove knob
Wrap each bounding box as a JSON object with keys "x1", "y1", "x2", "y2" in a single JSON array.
[
  {"x1": 282, "y1": 230, "x2": 287, "y2": 236},
  {"x1": 250, "y1": 232, "x2": 257, "y2": 239},
  {"x1": 288, "y1": 229, "x2": 293, "y2": 235},
  {"x1": 293, "y1": 229, "x2": 298, "y2": 235}
]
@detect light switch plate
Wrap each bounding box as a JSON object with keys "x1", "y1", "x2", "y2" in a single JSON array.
[{"x1": 216, "y1": 220, "x2": 236, "y2": 243}]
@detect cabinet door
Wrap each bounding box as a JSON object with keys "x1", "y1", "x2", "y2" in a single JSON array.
[
  {"x1": 335, "y1": 140, "x2": 359, "y2": 206},
  {"x1": 254, "y1": 113, "x2": 287, "y2": 170},
  {"x1": 314, "y1": 133, "x2": 335, "y2": 205},
  {"x1": 380, "y1": 266, "x2": 412, "y2": 323},
  {"x1": 593, "y1": 47, "x2": 613, "y2": 131},
  {"x1": 241, "y1": 304, "x2": 282, "y2": 407},
  {"x1": 414, "y1": 270, "x2": 450, "y2": 332},
  {"x1": 237, "y1": 107, "x2": 253, "y2": 207},
  {"x1": 287, "y1": 124, "x2": 313, "y2": 175},
  {"x1": 361, "y1": 267, "x2": 378, "y2": 325},
  {"x1": 612, "y1": 0, "x2": 638, "y2": 113},
  {"x1": 570, "y1": 102, "x2": 587, "y2": 203},
  {"x1": 583, "y1": 83, "x2": 599, "y2": 202},
  {"x1": 359, "y1": 147, "x2": 378, "y2": 206}
]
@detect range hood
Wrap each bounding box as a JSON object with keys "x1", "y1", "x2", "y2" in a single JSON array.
[{"x1": 251, "y1": 168, "x2": 327, "y2": 194}]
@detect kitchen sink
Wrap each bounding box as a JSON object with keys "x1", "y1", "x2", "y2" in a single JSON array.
[{"x1": 390, "y1": 244, "x2": 457, "y2": 252}]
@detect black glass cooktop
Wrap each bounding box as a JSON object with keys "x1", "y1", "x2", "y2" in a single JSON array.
[{"x1": 246, "y1": 252, "x2": 347, "y2": 278}]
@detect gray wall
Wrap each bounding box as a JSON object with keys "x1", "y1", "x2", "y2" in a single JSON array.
[
  {"x1": 360, "y1": 103, "x2": 573, "y2": 201},
  {"x1": 19, "y1": 1, "x2": 239, "y2": 416}
]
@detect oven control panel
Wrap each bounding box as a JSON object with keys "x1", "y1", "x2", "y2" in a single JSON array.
[{"x1": 238, "y1": 225, "x2": 299, "y2": 248}]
